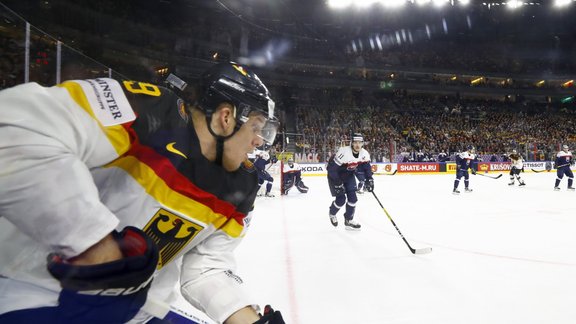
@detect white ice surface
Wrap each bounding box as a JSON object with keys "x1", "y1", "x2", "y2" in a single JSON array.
[
  {"x1": 234, "y1": 172, "x2": 576, "y2": 324},
  {"x1": 174, "y1": 171, "x2": 576, "y2": 324}
]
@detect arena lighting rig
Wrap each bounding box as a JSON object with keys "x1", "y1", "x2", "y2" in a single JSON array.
[{"x1": 327, "y1": 0, "x2": 574, "y2": 9}]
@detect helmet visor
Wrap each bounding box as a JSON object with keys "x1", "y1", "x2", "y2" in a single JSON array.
[{"x1": 248, "y1": 113, "x2": 279, "y2": 145}]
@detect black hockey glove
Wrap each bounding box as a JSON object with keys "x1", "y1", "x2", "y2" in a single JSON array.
[
  {"x1": 332, "y1": 183, "x2": 345, "y2": 196},
  {"x1": 47, "y1": 226, "x2": 159, "y2": 323},
  {"x1": 365, "y1": 178, "x2": 375, "y2": 192},
  {"x1": 253, "y1": 305, "x2": 285, "y2": 324},
  {"x1": 471, "y1": 169, "x2": 477, "y2": 175}
]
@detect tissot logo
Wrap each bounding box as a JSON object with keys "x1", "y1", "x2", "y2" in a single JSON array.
[{"x1": 143, "y1": 209, "x2": 203, "y2": 268}]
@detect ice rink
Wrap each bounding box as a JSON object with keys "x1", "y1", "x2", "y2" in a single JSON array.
[
  {"x1": 173, "y1": 171, "x2": 576, "y2": 323},
  {"x1": 232, "y1": 171, "x2": 576, "y2": 324}
]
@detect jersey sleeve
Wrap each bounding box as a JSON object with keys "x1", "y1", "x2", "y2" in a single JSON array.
[
  {"x1": 0, "y1": 80, "x2": 135, "y2": 257},
  {"x1": 179, "y1": 216, "x2": 256, "y2": 323},
  {"x1": 327, "y1": 156, "x2": 344, "y2": 183}
]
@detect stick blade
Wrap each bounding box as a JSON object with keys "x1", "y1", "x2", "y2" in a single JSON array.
[
  {"x1": 413, "y1": 247, "x2": 433, "y2": 255},
  {"x1": 495, "y1": 174, "x2": 502, "y2": 179}
]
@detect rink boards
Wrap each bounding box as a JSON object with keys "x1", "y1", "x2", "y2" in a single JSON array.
[{"x1": 297, "y1": 161, "x2": 564, "y2": 176}]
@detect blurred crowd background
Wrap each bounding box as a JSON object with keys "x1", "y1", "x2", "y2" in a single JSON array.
[{"x1": 1, "y1": 0, "x2": 575, "y2": 162}]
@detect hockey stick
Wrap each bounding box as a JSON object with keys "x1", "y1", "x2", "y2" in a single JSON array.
[
  {"x1": 531, "y1": 168, "x2": 547, "y2": 173},
  {"x1": 474, "y1": 173, "x2": 502, "y2": 179},
  {"x1": 382, "y1": 170, "x2": 397, "y2": 176},
  {"x1": 371, "y1": 191, "x2": 432, "y2": 255},
  {"x1": 142, "y1": 297, "x2": 212, "y2": 324}
]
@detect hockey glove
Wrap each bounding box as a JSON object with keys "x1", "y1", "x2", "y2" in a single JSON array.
[
  {"x1": 253, "y1": 305, "x2": 285, "y2": 324},
  {"x1": 332, "y1": 183, "x2": 345, "y2": 196},
  {"x1": 471, "y1": 169, "x2": 477, "y2": 175},
  {"x1": 47, "y1": 226, "x2": 159, "y2": 323},
  {"x1": 365, "y1": 178, "x2": 375, "y2": 192}
]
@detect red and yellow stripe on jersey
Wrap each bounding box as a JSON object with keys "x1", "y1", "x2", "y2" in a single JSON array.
[{"x1": 59, "y1": 80, "x2": 249, "y2": 239}]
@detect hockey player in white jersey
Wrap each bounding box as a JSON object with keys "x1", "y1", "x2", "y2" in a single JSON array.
[
  {"x1": 282, "y1": 158, "x2": 309, "y2": 195},
  {"x1": 253, "y1": 148, "x2": 277, "y2": 197},
  {"x1": 554, "y1": 144, "x2": 575, "y2": 191},
  {"x1": 453, "y1": 145, "x2": 477, "y2": 194},
  {"x1": 508, "y1": 149, "x2": 526, "y2": 186},
  {"x1": 0, "y1": 63, "x2": 285, "y2": 323},
  {"x1": 326, "y1": 133, "x2": 374, "y2": 230}
]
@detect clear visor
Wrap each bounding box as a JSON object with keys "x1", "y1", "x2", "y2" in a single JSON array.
[
  {"x1": 256, "y1": 118, "x2": 279, "y2": 145},
  {"x1": 244, "y1": 113, "x2": 279, "y2": 145}
]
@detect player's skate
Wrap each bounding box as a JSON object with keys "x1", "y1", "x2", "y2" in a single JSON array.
[
  {"x1": 508, "y1": 180, "x2": 515, "y2": 186},
  {"x1": 329, "y1": 213, "x2": 338, "y2": 227},
  {"x1": 465, "y1": 187, "x2": 473, "y2": 193},
  {"x1": 265, "y1": 192, "x2": 275, "y2": 197},
  {"x1": 518, "y1": 181, "x2": 526, "y2": 186},
  {"x1": 568, "y1": 186, "x2": 575, "y2": 191},
  {"x1": 554, "y1": 187, "x2": 561, "y2": 191},
  {"x1": 344, "y1": 218, "x2": 361, "y2": 231},
  {"x1": 452, "y1": 189, "x2": 460, "y2": 195}
]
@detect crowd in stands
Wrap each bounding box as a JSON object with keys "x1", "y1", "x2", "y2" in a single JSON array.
[
  {"x1": 0, "y1": 33, "x2": 22, "y2": 90},
  {"x1": 294, "y1": 95, "x2": 576, "y2": 163},
  {"x1": 342, "y1": 39, "x2": 576, "y2": 76},
  {"x1": 2, "y1": 2, "x2": 575, "y2": 164}
]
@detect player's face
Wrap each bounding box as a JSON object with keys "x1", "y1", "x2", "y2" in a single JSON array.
[
  {"x1": 352, "y1": 140, "x2": 363, "y2": 153},
  {"x1": 224, "y1": 113, "x2": 266, "y2": 171}
]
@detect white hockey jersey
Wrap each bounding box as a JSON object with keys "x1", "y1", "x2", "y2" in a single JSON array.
[
  {"x1": 0, "y1": 80, "x2": 259, "y2": 323},
  {"x1": 333, "y1": 146, "x2": 371, "y2": 170},
  {"x1": 283, "y1": 161, "x2": 302, "y2": 174},
  {"x1": 509, "y1": 153, "x2": 524, "y2": 169}
]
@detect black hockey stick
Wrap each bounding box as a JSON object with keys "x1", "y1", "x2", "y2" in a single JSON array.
[
  {"x1": 383, "y1": 170, "x2": 398, "y2": 176},
  {"x1": 530, "y1": 169, "x2": 547, "y2": 173},
  {"x1": 371, "y1": 191, "x2": 432, "y2": 255},
  {"x1": 474, "y1": 173, "x2": 502, "y2": 179}
]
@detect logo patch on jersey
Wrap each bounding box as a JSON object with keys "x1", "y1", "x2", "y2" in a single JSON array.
[
  {"x1": 143, "y1": 208, "x2": 203, "y2": 268},
  {"x1": 79, "y1": 78, "x2": 136, "y2": 126},
  {"x1": 177, "y1": 98, "x2": 189, "y2": 122},
  {"x1": 166, "y1": 142, "x2": 188, "y2": 159}
]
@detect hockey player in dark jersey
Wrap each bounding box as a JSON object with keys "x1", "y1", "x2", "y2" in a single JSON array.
[
  {"x1": 554, "y1": 144, "x2": 575, "y2": 191},
  {"x1": 453, "y1": 145, "x2": 477, "y2": 194},
  {"x1": 0, "y1": 62, "x2": 285, "y2": 323},
  {"x1": 282, "y1": 158, "x2": 309, "y2": 195},
  {"x1": 327, "y1": 133, "x2": 374, "y2": 230},
  {"x1": 253, "y1": 149, "x2": 277, "y2": 197}
]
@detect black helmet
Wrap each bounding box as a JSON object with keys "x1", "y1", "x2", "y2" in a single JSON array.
[{"x1": 197, "y1": 62, "x2": 279, "y2": 145}]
